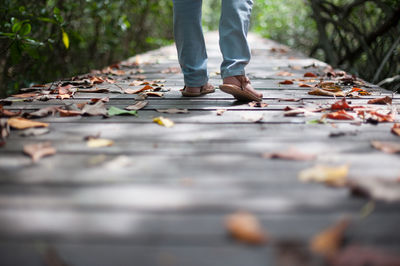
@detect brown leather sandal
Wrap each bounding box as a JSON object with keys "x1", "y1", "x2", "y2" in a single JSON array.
[
  {"x1": 219, "y1": 76, "x2": 263, "y2": 102},
  {"x1": 181, "y1": 83, "x2": 215, "y2": 97}
]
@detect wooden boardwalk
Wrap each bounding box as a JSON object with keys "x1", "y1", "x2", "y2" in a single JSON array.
[{"x1": 1, "y1": 32, "x2": 400, "y2": 265}]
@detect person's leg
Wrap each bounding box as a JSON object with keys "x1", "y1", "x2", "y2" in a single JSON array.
[
  {"x1": 219, "y1": 0, "x2": 253, "y2": 79},
  {"x1": 218, "y1": 0, "x2": 262, "y2": 101},
  {"x1": 173, "y1": 0, "x2": 209, "y2": 90}
]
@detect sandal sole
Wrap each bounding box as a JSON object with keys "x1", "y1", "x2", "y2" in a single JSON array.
[{"x1": 219, "y1": 84, "x2": 262, "y2": 102}]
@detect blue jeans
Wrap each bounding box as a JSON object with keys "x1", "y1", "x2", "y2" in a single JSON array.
[{"x1": 173, "y1": 0, "x2": 253, "y2": 87}]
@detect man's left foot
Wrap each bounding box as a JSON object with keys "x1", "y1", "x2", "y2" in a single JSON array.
[{"x1": 219, "y1": 75, "x2": 263, "y2": 102}]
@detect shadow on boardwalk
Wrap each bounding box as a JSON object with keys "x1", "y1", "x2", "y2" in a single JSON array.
[{"x1": 0, "y1": 32, "x2": 400, "y2": 266}]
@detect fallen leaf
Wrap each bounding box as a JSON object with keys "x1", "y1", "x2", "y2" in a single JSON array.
[
  {"x1": 153, "y1": 116, "x2": 174, "y2": 128},
  {"x1": 349, "y1": 177, "x2": 400, "y2": 202},
  {"x1": 350, "y1": 87, "x2": 371, "y2": 96},
  {"x1": 248, "y1": 101, "x2": 268, "y2": 108},
  {"x1": 331, "y1": 245, "x2": 400, "y2": 266},
  {"x1": 107, "y1": 106, "x2": 137, "y2": 116},
  {"x1": 0, "y1": 105, "x2": 21, "y2": 117},
  {"x1": 12, "y1": 92, "x2": 38, "y2": 98},
  {"x1": 26, "y1": 106, "x2": 58, "y2": 118},
  {"x1": 331, "y1": 98, "x2": 352, "y2": 111},
  {"x1": 371, "y1": 141, "x2": 400, "y2": 154},
  {"x1": 125, "y1": 101, "x2": 148, "y2": 111},
  {"x1": 156, "y1": 108, "x2": 189, "y2": 114},
  {"x1": 276, "y1": 71, "x2": 294, "y2": 77},
  {"x1": 145, "y1": 91, "x2": 164, "y2": 97},
  {"x1": 304, "y1": 72, "x2": 318, "y2": 77},
  {"x1": 8, "y1": 117, "x2": 49, "y2": 129},
  {"x1": 225, "y1": 211, "x2": 267, "y2": 245},
  {"x1": 279, "y1": 80, "x2": 294, "y2": 85},
  {"x1": 392, "y1": 124, "x2": 400, "y2": 137},
  {"x1": 90, "y1": 97, "x2": 109, "y2": 103},
  {"x1": 57, "y1": 109, "x2": 82, "y2": 117},
  {"x1": 78, "y1": 87, "x2": 110, "y2": 93},
  {"x1": 19, "y1": 128, "x2": 50, "y2": 137},
  {"x1": 124, "y1": 85, "x2": 154, "y2": 94},
  {"x1": 277, "y1": 98, "x2": 302, "y2": 102},
  {"x1": 262, "y1": 147, "x2": 316, "y2": 161},
  {"x1": 309, "y1": 88, "x2": 345, "y2": 97},
  {"x1": 216, "y1": 109, "x2": 226, "y2": 116},
  {"x1": 367, "y1": 96, "x2": 392, "y2": 105},
  {"x1": 81, "y1": 101, "x2": 108, "y2": 116},
  {"x1": 298, "y1": 164, "x2": 349, "y2": 186},
  {"x1": 310, "y1": 218, "x2": 350, "y2": 259},
  {"x1": 326, "y1": 110, "x2": 355, "y2": 120},
  {"x1": 87, "y1": 138, "x2": 114, "y2": 148},
  {"x1": 299, "y1": 83, "x2": 313, "y2": 88},
  {"x1": 23, "y1": 142, "x2": 56, "y2": 162}
]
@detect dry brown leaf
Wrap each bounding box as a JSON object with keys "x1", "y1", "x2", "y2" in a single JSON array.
[
  {"x1": 298, "y1": 164, "x2": 349, "y2": 186},
  {"x1": 26, "y1": 106, "x2": 58, "y2": 118},
  {"x1": 308, "y1": 88, "x2": 345, "y2": 97},
  {"x1": 11, "y1": 92, "x2": 38, "y2": 98},
  {"x1": 276, "y1": 71, "x2": 294, "y2": 77},
  {"x1": 145, "y1": 91, "x2": 164, "y2": 97},
  {"x1": 299, "y1": 83, "x2": 313, "y2": 88},
  {"x1": 371, "y1": 141, "x2": 400, "y2": 154},
  {"x1": 8, "y1": 117, "x2": 49, "y2": 129},
  {"x1": 87, "y1": 138, "x2": 114, "y2": 148},
  {"x1": 23, "y1": 142, "x2": 56, "y2": 162},
  {"x1": 279, "y1": 80, "x2": 294, "y2": 85},
  {"x1": 392, "y1": 124, "x2": 400, "y2": 137},
  {"x1": 156, "y1": 108, "x2": 189, "y2": 114},
  {"x1": 367, "y1": 96, "x2": 392, "y2": 105},
  {"x1": 81, "y1": 101, "x2": 108, "y2": 116},
  {"x1": 310, "y1": 218, "x2": 350, "y2": 259},
  {"x1": 216, "y1": 109, "x2": 227, "y2": 116},
  {"x1": 153, "y1": 116, "x2": 174, "y2": 128},
  {"x1": 57, "y1": 109, "x2": 82, "y2": 117},
  {"x1": 225, "y1": 211, "x2": 267, "y2": 245},
  {"x1": 262, "y1": 147, "x2": 316, "y2": 161},
  {"x1": 124, "y1": 85, "x2": 154, "y2": 94},
  {"x1": 304, "y1": 72, "x2": 318, "y2": 78},
  {"x1": 0, "y1": 105, "x2": 21, "y2": 117},
  {"x1": 125, "y1": 101, "x2": 148, "y2": 111}
]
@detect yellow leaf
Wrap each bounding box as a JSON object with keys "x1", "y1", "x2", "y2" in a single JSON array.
[
  {"x1": 153, "y1": 116, "x2": 174, "y2": 128},
  {"x1": 87, "y1": 138, "x2": 114, "y2": 148},
  {"x1": 62, "y1": 30, "x2": 69, "y2": 49},
  {"x1": 8, "y1": 117, "x2": 49, "y2": 129},
  {"x1": 298, "y1": 164, "x2": 349, "y2": 186}
]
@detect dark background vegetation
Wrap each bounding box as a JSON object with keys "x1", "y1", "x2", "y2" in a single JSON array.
[{"x1": 1, "y1": 0, "x2": 399, "y2": 97}]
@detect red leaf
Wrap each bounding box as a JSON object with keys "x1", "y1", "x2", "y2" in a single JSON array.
[
  {"x1": 327, "y1": 110, "x2": 355, "y2": 120},
  {"x1": 304, "y1": 72, "x2": 317, "y2": 78},
  {"x1": 367, "y1": 96, "x2": 392, "y2": 105},
  {"x1": 331, "y1": 98, "x2": 352, "y2": 111},
  {"x1": 279, "y1": 80, "x2": 294, "y2": 85}
]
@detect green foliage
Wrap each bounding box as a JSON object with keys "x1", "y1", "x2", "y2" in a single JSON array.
[{"x1": 0, "y1": 0, "x2": 174, "y2": 97}]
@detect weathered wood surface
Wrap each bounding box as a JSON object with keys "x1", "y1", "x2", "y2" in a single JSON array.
[{"x1": 1, "y1": 32, "x2": 400, "y2": 265}]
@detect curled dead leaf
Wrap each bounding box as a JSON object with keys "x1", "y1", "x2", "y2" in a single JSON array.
[
  {"x1": 309, "y1": 88, "x2": 345, "y2": 97},
  {"x1": 23, "y1": 142, "x2": 56, "y2": 162},
  {"x1": 391, "y1": 124, "x2": 400, "y2": 137},
  {"x1": 279, "y1": 80, "x2": 294, "y2": 85},
  {"x1": 125, "y1": 101, "x2": 148, "y2": 111},
  {"x1": 298, "y1": 164, "x2": 349, "y2": 187},
  {"x1": 225, "y1": 211, "x2": 267, "y2": 245},
  {"x1": 371, "y1": 141, "x2": 400, "y2": 154},
  {"x1": 8, "y1": 117, "x2": 49, "y2": 129},
  {"x1": 310, "y1": 218, "x2": 350, "y2": 259},
  {"x1": 367, "y1": 96, "x2": 392, "y2": 105},
  {"x1": 262, "y1": 147, "x2": 316, "y2": 161}
]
